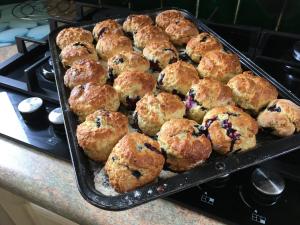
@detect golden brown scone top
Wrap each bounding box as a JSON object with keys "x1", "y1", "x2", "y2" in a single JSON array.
[
  {"x1": 257, "y1": 99, "x2": 300, "y2": 137},
  {"x1": 92, "y1": 19, "x2": 123, "y2": 41},
  {"x1": 64, "y1": 59, "x2": 107, "y2": 89},
  {"x1": 59, "y1": 42, "x2": 98, "y2": 68},
  {"x1": 123, "y1": 14, "x2": 153, "y2": 34},
  {"x1": 68, "y1": 83, "x2": 119, "y2": 121},
  {"x1": 158, "y1": 60, "x2": 199, "y2": 96},
  {"x1": 197, "y1": 50, "x2": 242, "y2": 83},
  {"x1": 158, "y1": 118, "x2": 212, "y2": 171},
  {"x1": 165, "y1": 19, "x2": 199, "y2": 46},
  {"x1": 96, "y1": 34, "x2": 133, "y2": 60},
  {"x1": 186, "y1": 32, "x2": 223, "y2": 63},
  {"x1": 105, "y1": 132, "x2": 165, "y2": 193},
  {"x1": 202, "y1": 105, "x2": 258, "y2": 154},
  {"x1": 227, "y1": 71, "x2": 278, "y2": 113},
  {"x1": 56, "y1": 27, "x2": 93, "y2": 50},
  {"x1": 156, "y1": 9, "x2": 185, "y2": 30},
  {"x1": 133, "y1": 25, "x2": 169, "y2": 49}
]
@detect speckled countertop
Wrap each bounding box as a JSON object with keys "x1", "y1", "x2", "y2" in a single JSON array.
[{"x1": 0, "y1": 136, "x2": 226, "y2": 225}]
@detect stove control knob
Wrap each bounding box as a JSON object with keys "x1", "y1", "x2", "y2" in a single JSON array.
[
  {"x1": 250, "y1": 168, "x2": 285, "y2": 206},
  {"x1": 18, "y1": 97, "x2": 46, "y2": 123},
  {"x1": 205, "y1": 173, "x2": 230, "y2": 188},
  {"x1": 48, "y1": 107, "x2": 65, "y2": 135}
]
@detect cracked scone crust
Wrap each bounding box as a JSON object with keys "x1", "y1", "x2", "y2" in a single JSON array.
[
  {"x1": 92, "y1": 19, "x2": 123, "y2": 41},
  {"x1": 68, "y1": 83, "x2": 120, "y2": 121},
  {"x1": 105, "y1": 132, "x2": 165, "y2": 193},
  {"x1": 123, "y1": 14, "x2": 153, "y2": 34},
  {"x1": 113, "y1": 71, "x2": 156, "y2": 109},
  {"x1": 157, "y1": 60, "x2": 199, "y2": 97},
  {"x1": 257, "y1": 99, "x2": 300, "y2": 137},
  {"x1": 201, "y1": 105, "x2": 258, "y2": 154},
  {"x1": 186, "y1": 32, "x2": 223, "y2": 63},
  {"x1": 143, "y1": 41, "x2": 178, "y2": 72},
  {"x1": 133, "y1": 25, "x2": 169, "y2": 49},
  {"x1": 197, "y1": 50, "x2": 242, "y2": 83},
  {"x1": 227, "y1": 71, "x2": 278, "y2": 113},
  {"x1": 158, "y1": 118, "x2": 212, "y2": 172},
  {"x1": 185, "y1": 78, "x2": 235, "y2": 123},
  {"x1": 165, "y1": 19, "x2": 199, "y2": 46},
  {"x1": 107, "y1": 51, "x2": 150, "y2": 79},
  {"x1": 77, "y1": 110, "x2": 128, "y2": 162},
  {"x1": 64, "y1": 59, "x2": 107, "y2": 89},
  {"x1": 96, "y1": 34, "x2": 133, "y2": 60},
  {"x1": 135, "y1": 92, "x2": 186, "y2": 136},
  {"x1": 56, "y1": 27, "x2": 93, "y2": 50},
  {"x1": 59, "y1": 42, "x2": 98, "y2": 68},
  {"x1": 156, "y1": 10, "x2": 184, "y2": 30}
]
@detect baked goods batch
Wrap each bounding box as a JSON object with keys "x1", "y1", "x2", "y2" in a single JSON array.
[{"x1": 55, "y1": 9, "x2": 300, "y2": 193}]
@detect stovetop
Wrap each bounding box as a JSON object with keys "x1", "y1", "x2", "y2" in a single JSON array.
[{"x1": 0, "y1": 6, "x2": 300, "y2": 225}]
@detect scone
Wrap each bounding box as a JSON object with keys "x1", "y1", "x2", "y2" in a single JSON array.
[
  {"x1": 105, "y1": 132, "x2": 165, "y2": 193},
  {"x1": 227, "y1": 71, "x2": 278, "y2": 114},
  {"x1": 77, "y1": 110, "x2": 128, "y2": 162},
  {"x1": 186, "y1": 32, "x2": 223, "y2": 63},
  {"x1": 68, "y1": 83, "x2": 120, "y2": 121},
  {"x1": 157, "y1": 60, "x2": 199, "y2": 98},
  {"x1": 143, "y1": 41, "x2": 178, "y2": 72},
  {"x1": 158, "y1": 118, "x2": 212, "y2": 172},
  {"x1": 96, "y1": 34, "x2": 133, "y2": 60},
  {"x1": 92, "y1": 19, "x2": 123, "y2": 41},
  {"x1": 56, "y1": 27, "x2": 93, "y2": 50},
  {"x1": 107, "y1": 51, "x2": 150, "y2": 80},
  {"x1": 156, "y1": 10, "x2": 184, "y2": 30},
  {"x1": 123, "y1": 14, "x2": 153, "y2": 34},
  {"x1": 133, "y1": 25, "x2": 169, "y2": 49},
  {"x1": 185, "y1": 78, "x2": 235, "y2": 123},
  {"x1": 201, "y1": 105, "x2": 258, "y2": 154},
  {"x1": 113, "y1": 71, "x2": 156, "y2": 110},
  {"x1": 134, "y1": 92, "x2": 186, "y2": 136},
  {"x1": 60, "y1": 42, "x2": 98, "y2": 68},
  {"x1": 257, "y1": 99, "x2": 300, "y2": 137},
  {"x1": 197, "y1": 50, "x2": 242, "y2": 83},
  {"x1": 64, "y1": 59, "x2": 107, "y2": 89},
  {"x1": 165, "y1": 19, "x2": 199, "y2": 46}
]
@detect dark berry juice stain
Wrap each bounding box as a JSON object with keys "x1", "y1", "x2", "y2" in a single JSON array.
[
  {"x1": 73, "y1": 42, "x2": 91, "y2": 53},
  {"x1": 96, "y1": 116, "x2": 101, "y2": 128},
  {"x1": 157, "y1": 73, "x2": 164, "y2": 86},
  {"x1": 113, "y1": 57, "x2": 124, "y2": 64},
  {"x1": 126, "y1": 96, "x2": 140, "y2": 110},
  {"x1": 149, "y1": 60, "x2": 161, "y2": 72},
  {"x1": 98, "y1": 27, "x2": 107, "y2": 39},
  {"x1": 268, "y1": 105, "x2": 281, "y2": 112},
  {"x1": 168, "y1": 57, "x2": 177, "y2": 64},
  {"x1": 132, "y1": 170, "x2": 142, "y2": 179},
  {"x1": 221, "y1": 119, "x2": 241, "y2": 151},
  {"x1": 144, "y1": 143, "x2": 162, "y2": 155}
]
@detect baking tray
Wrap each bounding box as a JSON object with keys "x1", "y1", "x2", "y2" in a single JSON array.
[{"x1": 48, "y1": 8, "x2": 300, "y2": 211}]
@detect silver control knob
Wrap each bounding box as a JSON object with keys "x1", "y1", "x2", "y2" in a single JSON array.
[
  {"x1": 18, "y1": 97, "x2": 46, "y2": 123},
  {"x1": 48, "y1": 107, "x2": 65, "y2": 135}
]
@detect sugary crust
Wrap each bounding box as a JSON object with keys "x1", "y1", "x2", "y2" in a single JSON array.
[
  {"x1": 155, "y1": 10, "x2": 185, "y2": 30},
  {"x1": 133, "y1": 25, "x2": 169, "y2": 49},
  {"x1": 202, "y1": 105, "x2": 258, "y2": 154},
  {"x1": 123, "y1": 14, "x2": 153, "y2": 33},
  {"x1": 158, "y1": 118, "x2": 212, "y2": 171},
  {"x1": 143, "y1": 41, "x2": 178, "y2": 70},
  {"x1": 60, "y1": 42, "x2": 98, "y2": 68},
  {"x1": 158, "y1": 60, "x2": 200, "y2": 96},
  {"x1": 257, "y1": 99, "x2": 300, "y2": 137},
  {"x1": 186, "y1": 32, "x2": 223, "y2": 63},
  {"x1": 135, "y1": 92, "x2": 185, "y2": 136},
  {"x1": 96, "y1": 34, "x2": 133, "y2": 60},
  {"x1": 76, "y1": 110, "x2": 128, "y2": 161},
  {"x1": 197, "y1": 50, "x2": 242, "y2": 83},
  {"x1": 113, "y1": 71, "x2": 156, "y2": 107},
  {"x1": 186, "y1": 78, "x2": 235, "y2": 123},
  {"x1": 227, "y1": 71, "x2": 278, "y2": 113},
  {"x1": 105, "y1": 132, "x2": 165, "y2": 193},
  {"x1": 165, "y1": 19, "x2": 199, "y2": 46},
  {"x1": 107, "y1": 51, "x2": 150, "y2": 77},
  {"x1": 56, "y1": 27, "x2": 93, "y2": 50},
  {"x1": 64, "y1": 59, "x2": 107, "y2": 89},
  {"x1": 68, "y1": 83, "x2": 120, "y2": 121},
  {"x1": 92, "y1": 19, "x2": 123, "y2": 41}
]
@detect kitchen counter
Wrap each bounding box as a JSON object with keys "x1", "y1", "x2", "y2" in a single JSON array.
[{"x1": 0, "y1": 136, "x2": 224, "y2": 225}]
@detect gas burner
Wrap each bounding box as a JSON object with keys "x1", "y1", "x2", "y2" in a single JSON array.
[{"x1": 41, "y1": 57, "x2": 55, "y2": 82}]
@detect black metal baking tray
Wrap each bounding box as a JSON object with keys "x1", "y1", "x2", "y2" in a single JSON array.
[{"x1": 48, "y1": 8, "x2": 300, "y2": 211}]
